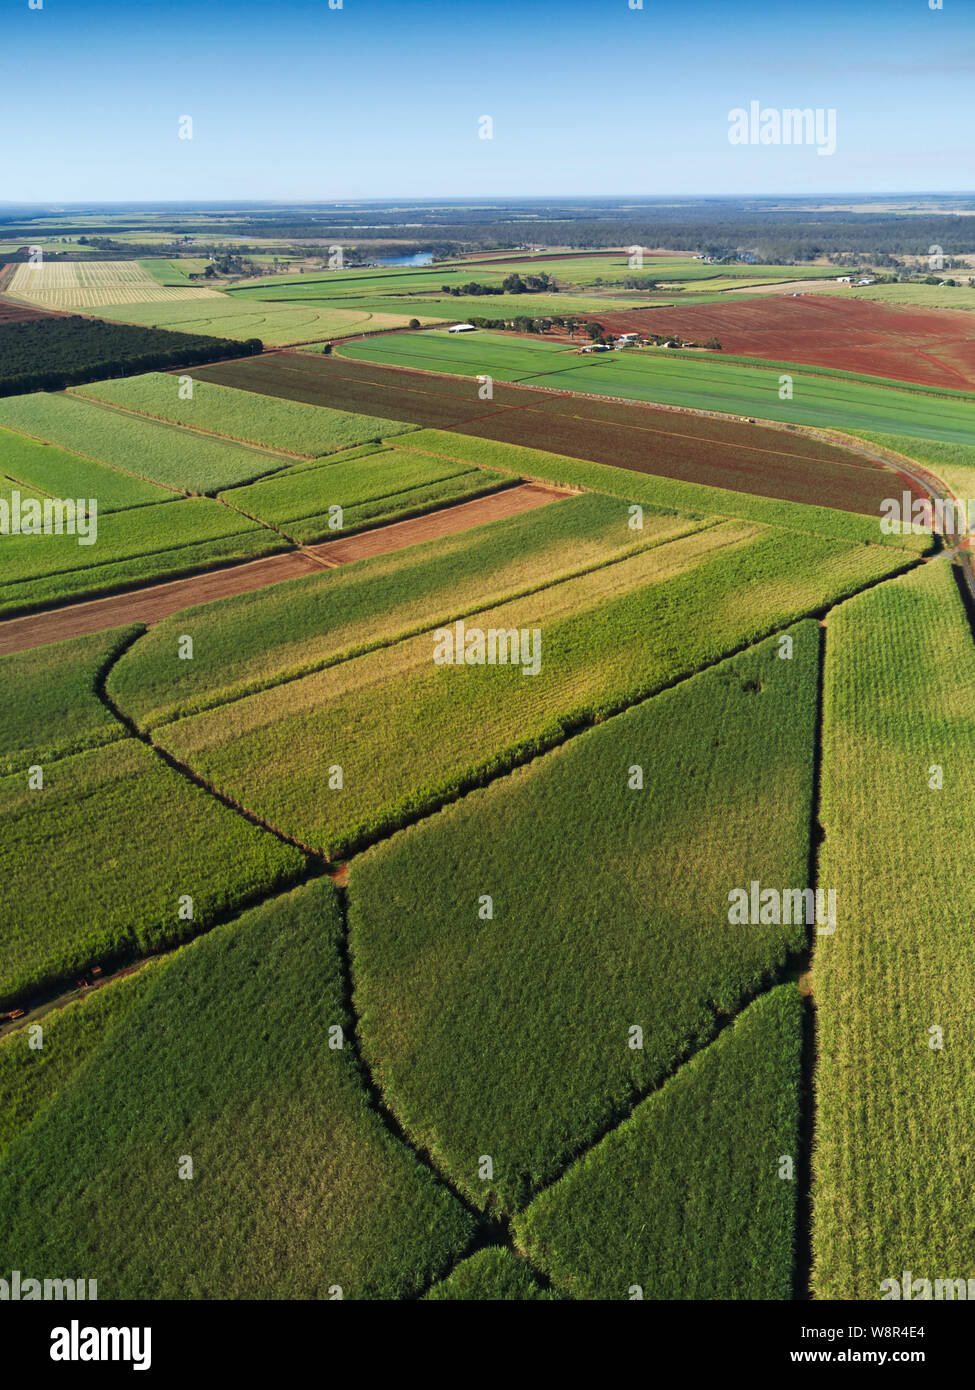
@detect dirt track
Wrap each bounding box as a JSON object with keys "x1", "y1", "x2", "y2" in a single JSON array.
[{"x1": 0, "y1": 484, "x2": 563, "y2": 655}]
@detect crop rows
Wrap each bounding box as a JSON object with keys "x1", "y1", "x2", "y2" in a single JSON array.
[
  {"x1": 148, "y1": 524, "x2": 911, "y2": 860},
  {"x1": 348, "y1": 629, "x2": 815, "y2": 1210},
  {"x1": 814, "y1": 559, "x2": 975, "y2": 1298},
  {"x1": 74, "y1": 372, "x2": 416, "y2": 457}
]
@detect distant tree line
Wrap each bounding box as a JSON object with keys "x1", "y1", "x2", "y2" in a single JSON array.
[{"x1": 0, "y1": 317, "x2": 262, "y2": 396}]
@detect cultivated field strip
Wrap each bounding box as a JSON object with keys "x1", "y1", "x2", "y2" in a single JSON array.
[
  {"x1": 0, "y1": 625, "x2": 139, "y2": 774},
  {"x1": 514, "y1": 984, "x2": 802, "y2": 1298},
  {"x1": 111, "y1": 492, "x2": 699, "y2": 729},
  {"x1": 0, "y1": 737, "x2": 305, "y2": 1006},
  {"x1": 0, "y1": 424, "x2": 176, "y2": 512},
  {"x1": 814, "y1": 559, "x2": 975, "y2": 1298},
  {"x1": 187, "y1": 351, "x2": 925, "y2": 517},
  {"x1": 348, "y1": 630, "x2": 816, "y2": 1211},
  {"x1": 0, "y1": 881, "x2": 476, "y2": 1299},
  {"x1": 0, "y1": 391, "x2": 302, "y2": 494},
  {"x1": 148, "y1": 524, "x2": 912, "y2": 860},
  {"x1": 340, "y1": 330, "x2": 975, "y2": 451},
  {"x1": 0, "y1": 499, "x2": 284, "y2": 618},
  {"x1": 73, "y1": 372, "x2": 414, "y2": 457}
]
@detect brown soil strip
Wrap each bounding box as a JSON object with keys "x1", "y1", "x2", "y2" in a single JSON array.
[{"x1": 0, "y1": 484, "x2": 562, "y2": 655}]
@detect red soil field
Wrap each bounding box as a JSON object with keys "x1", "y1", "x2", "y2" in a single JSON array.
[
  {"x1": 187, "y1": 351, "x2": 923, "y2": 516},
  {"x1": 591, "y1": 296, "x2": 975, "y2": 392},
  {"x1": 0, "y1": 300, "x2": 53, "y2": 324}
]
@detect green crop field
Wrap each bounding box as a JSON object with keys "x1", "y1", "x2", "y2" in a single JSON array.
[
  {"x1": 0, "y1": 497, "x2": 279, "y2": 617},
  {"x1": 0, "y1": 391, "x2": 299, "y2": 493},
  {"x1": 0, "y1": 880, "x2": 475, "y2": 1298},
  {"x1": 0, "y1": 626, "x2": 139, "y2": 773},
  {"x1": 220, "y1": 447, "x2": 509, "y2": 540},
  {"x1": 110, "y1": 492, "x2": 696, "y2": 729},
  {"x1": 74, "y1": 372, "x2": 416, "y2": 457},
  {"x1": 0, "y1": 961, "x2": 164, "y2": 1153},
  {"x1": 340, "y1": 330, "x2": 975, "y2": 449},
  {"x1": 424, "y1": 1248, "x2": 556, "y2": 1300},
  {"x1": 0, "y1": 425, "x2": 175, "y2": 511},
  {"x1": 0, "y1": 736, "x2": 305, "y2": 1006},
  {"x1": 814, "y1": 559, "x2": 975, "y2": 1299},
  {"x1": 348, "y1": 632, "x2": 814, "y2": 1210},
  {"x1": 89, "y1": 294, "x2": 437, "y2": 343},
  {"x1": 150, "y1": 526, "x2": 910, "y2": 861},
  {"x1": 514, "y1": 984, "x2": 802, "y2": 1298}
]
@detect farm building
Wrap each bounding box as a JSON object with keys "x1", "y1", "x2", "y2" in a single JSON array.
[{"x1": 448, "y1": 323, "x2": 476, "y2": 333}]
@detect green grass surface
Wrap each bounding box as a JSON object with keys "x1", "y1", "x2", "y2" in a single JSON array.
[
  {"x1": 424, "y1": 1248, "x2": 556, "y2": 1300},
  {"x1": 0, "y1": 425, "x2": 174, "y2": 512},
  {"x1": 340, "y1": 330, "x2": 975, "y2": 449},
  {"x1": 515, "y1": 984, "x2": 802, "y2": 1298},
  {"x1": 0, "y1": 626, "x2": 138, "y2": 774},
  {"x1": 0, "y1": 496, "x2": 279, "y2": 617},
  {"x1": 349, "y1": 631, "x2": 815, "y2": 1210},
  {"x1": 0, "y1": 962, "x2": 164, "y2": 1153},
  {"x1": 154, "y1": 526, "x2": 911, "y2": 861},
  {"x1": 0, "y1": 391, "x2": 297, "y2": 493},
  {"x1": 0, "y1": 739, "x2": 305, "y2": 1006},
  {"x1": 110, "y1": 493, "x2": 695, "y2": 729},
  {"x1": 74, "y1": 372, "x2": 415, "y2": 457},
  {"x1": 220, "y1": 447, "x2": 506, "y2": 535},
  {"x1": 814, "y1": 559, "x2": 975, "y2": 1298},
  {"x1": 0, "y1": 880, "x2": 475, "y2": 1298},
  {"x1": 91, "y1": 295, "x2": 441, "y2": 343}
]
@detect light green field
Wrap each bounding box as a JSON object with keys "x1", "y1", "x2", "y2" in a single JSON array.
[
  {"x1": 814, "y1": 559, "x2": 975, "y2": 1298},
  {"x1": 88, "y1": 294, "x2": 441, "y2": 343},
  {"x1": 341, "y1": 330, "x2": 975, "y2": 449},
  {"x1": 110, "y1": 492, "x2": 690, "y2": 730},
  {"x1": 151, "y1": 525, "x2": 911, "y2": 861},
  {"x1": 0, "y1": 425, "x2": 175, "y2": 512},
  {"x1": 0, "y1": 392, "x2": 298, "y2": 493},
  {"x1": 74, "y1": 372, "x2": 415, "y2": 457}
]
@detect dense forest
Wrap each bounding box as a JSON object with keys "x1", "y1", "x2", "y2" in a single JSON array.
[{"x1": 0, "y1": 317, "x2": 261, "y2": 396}]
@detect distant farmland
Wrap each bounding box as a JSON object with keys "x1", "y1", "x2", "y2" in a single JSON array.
[{"x1": 591, "y1": 296, "x2": 975, "y2": 392}]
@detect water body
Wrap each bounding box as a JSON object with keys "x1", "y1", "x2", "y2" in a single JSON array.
[{"x1": 374, "y1": 252, "x2": 434, "y2": 267}]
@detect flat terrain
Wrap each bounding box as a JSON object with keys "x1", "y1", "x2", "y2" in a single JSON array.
[
  {"x1": 187, "y1": 352, "x2": 912, "y2": 515},
  {"x1": 592, "y1": 296, "x2": 975, "y2": 392},
  {"x1": 0, "y1": 484, "x2": 560, "y2": 654}
]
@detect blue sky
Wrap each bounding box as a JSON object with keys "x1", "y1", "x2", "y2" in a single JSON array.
[{"x1": 2, "y1": 0, "x2": 972, "y2": 200}]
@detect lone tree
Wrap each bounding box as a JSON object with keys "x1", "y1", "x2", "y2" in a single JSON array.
[{"x1": 408, "y1": 318, "x2": 421, "y2": 329}]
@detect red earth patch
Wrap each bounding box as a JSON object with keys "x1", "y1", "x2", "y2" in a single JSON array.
[{"x1": 591, "y1": 296, "x2": 975, "y2": 392}]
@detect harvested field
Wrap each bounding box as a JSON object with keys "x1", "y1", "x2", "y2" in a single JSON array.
[
  {"x1": 187, "y1": 351, "x2": 919, "y2": 516},
  {"x1": 591, "y1": 296, "x2": 975, "y2": 392},
  {"x1": 7, "y1": 260, "x2": 224, "y2": 309}
]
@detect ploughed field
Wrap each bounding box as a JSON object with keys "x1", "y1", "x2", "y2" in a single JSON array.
[
  {"x1": 186, "y1": 351, "x2": 915, "y2": 516},
  {"x1": 591, "y1": 296, "x2": 975, "y2": 393}
]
